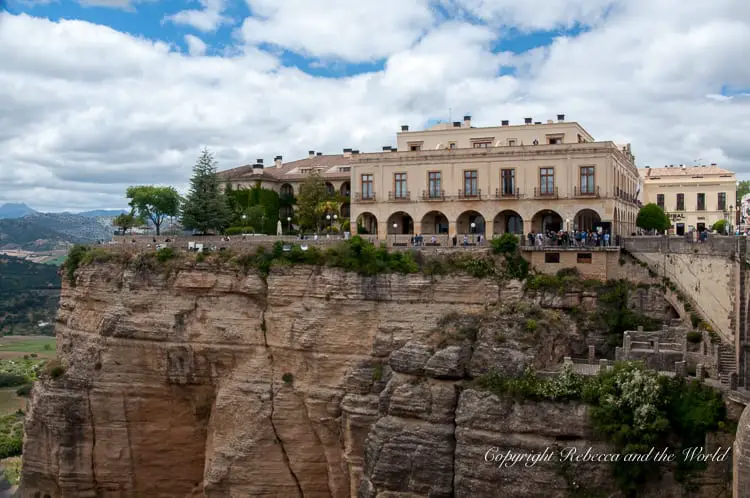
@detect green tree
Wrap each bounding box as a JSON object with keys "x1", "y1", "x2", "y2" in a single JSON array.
[
  {"x1": 181, "y1": 149, "x2": 232, "y2": 234},
  {"x1": 737, "y1": 180, "x2": 750, "y2": 201},
  {"x1": 711, "y1": 219, "x2": 728, "y2": 233},
  {"x1": 636, "y1": 203, "x2": 671, "y2": 233},
  {"x1": 296, "y1": 171, "x2": 327, "y2": 231},
  {"x1": 113, "y1": 212, "x2": 137, "y2": 235},
  {"x1": 126, "y1": 186, "x2": 181, "y2": 236}
]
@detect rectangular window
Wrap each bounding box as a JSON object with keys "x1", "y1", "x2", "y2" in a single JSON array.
[
  {"x1": 448, "y1": 142, "x2": 456, "y2": 149},
  {"x1": 547, "y1": 137, "x2": 562, "y2": 145},
  {"x1": 507, "y1": 139, "x2": 517, "y2": 146},
  {"x1": 409, "y1": 144, "x2": 421, "y2": 151},
  {"x1": 540, "y1": 168, "x2": 555, "y2": 195},
  {"x1": 464, "y1": 170, "x2": 478, "y2": 196},
  {"x1": 501, "y1": 169, "x2": 515, "y2": 196},
  {"x1": 394, "y1": 172, "x2": 407, "y2": 199},
  {"x1": 657, "y1": 194, "x2": 665, "y2": 210},
  {"x1": 718, "y1": 192, "x2": 727, "y2": 211},
  {"x1": 577, "y1": 253, "x2": 592, "y2": 264},
  {"x1": 697, "y1": 193, "x2": 705, "y2": 211},
  {"x1": 472, "y1": 142, "x2": 491, "y2": 148},
  {"x1": 676, "y1": 193, "x2": 684, "y2": 211},
  {"x1": 361, "y1": 174, "x2": 373, "y2": 199},
  {"x1": 579, "y1": 167, "x2": 595, "y2": 194},
  {"x1": 428, "y1": 171, "x2": 441, "y2": 198},
  {"x1": 545, "y1": 253, "x2": 560, "y2": 263}
]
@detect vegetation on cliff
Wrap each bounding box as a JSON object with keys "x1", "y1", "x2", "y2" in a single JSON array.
[
  {"x1": 0, "y1": 255, "x2": 60, "y2": 335},
  {"x1": 474, "y1": 362, "x2": 727, "y2": 496}
]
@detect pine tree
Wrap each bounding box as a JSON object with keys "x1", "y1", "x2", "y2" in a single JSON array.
[{"x1": 181, "y1": 148, "x2": 232, "y2": 233}]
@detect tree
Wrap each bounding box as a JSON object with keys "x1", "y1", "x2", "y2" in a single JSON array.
[
  {"x1": 737, "y1": 181, "x2": 750, "y2": 202},
  {"x1": 636, "y1": 203, "x2": 671, "y2": 233},
  {"x1": 181, "y1": 148, "x2": 232, "y2": 234},
  {"x1": 126, "y1": 186, "x2": 181, "y2": 236},
  {"x1": 711, "y1": 219, "x2": 728, "y2": 234},
  {"x1": 113, "y1": 212, "x2": 136, "y2": 235},
  {"x1": 296, "y1": 171, "x2": 327, "y2": 231}
]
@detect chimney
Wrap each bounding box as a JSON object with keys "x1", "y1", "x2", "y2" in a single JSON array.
[
  {"x1": 463, "y1": 115, "x2": 471, "y2": 127},
  {"x1": 710, "y1": 162, "x2": 717, "y2": 166},
  {"x1": 343, "y1": 148, "x2": 352, "y2": 158},
  {"x1": 453, "y1": 121, "x2": 461, "y2": 127},
  {"x1": 401, "y1": 125, "x2": 409, "y2": 131},
  {"x1": 252, "y1": 163, "x2": 263, "y2": 170},
  {"x1": 557, "y1": 114, "x2": 565, "y2": 121},
  {"x1": 274, "y1": 155, "x2": 282, "y2": 168},
  {"x1": 535, "y1": 121, "x2": 542, "y2": 125},
  {"x1": 524, "y1": 117, "x2": 532, "y2": 124},
  {"x1": 308, "y1": 150, "x2": 315, "y2": 158},
  {"x1": 316, "y1": 152, "x2": 322, "y2": 156},
  {"x1": 382, "y1": 146, "x2": 391, "y2": 151},
  {"x1": 501, "y1": 120, "x2": 509, "y2": 126},
  {"x1": 352, "y1": 150, "x2": 360, "y2": 155},
  {"x1": 256, "y1": 159, "x2": 263, "y2": 165}
]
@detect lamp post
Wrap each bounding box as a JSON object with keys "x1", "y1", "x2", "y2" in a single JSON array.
[
  {"x1": 333, "y1": 214, "x2": 338, "y2": 234},
  {"x1": 392, "y1": 223, "x2": 398, "y2": 245},
  {"x1": 287, "y1": 216, "x2": 291, "y2": 234},
  {"x1": 470, "y1": 222, "x2": 476, "y2": 244},
  {"x1": 326, "y1": 214, "x2": 331, "y2": 232},
  {"x1": 728, "y1": 205, "x2": 733, "y2": 234},
  {"x1": 242, "y1": 214, "x2": 247, "y2": 233}
]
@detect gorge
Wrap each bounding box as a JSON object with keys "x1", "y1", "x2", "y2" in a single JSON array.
[{"x1": 18, "y1": 246, "x2": 738, "y2": 497}]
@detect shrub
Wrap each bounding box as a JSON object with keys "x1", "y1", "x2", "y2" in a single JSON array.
[
  {"x1": 0, "y1": 413, "x2": 24, "y2": 459},
  {"x1": 711, "y1": 219, "x2": 728, "y2": 233},
  {"x1": 491, "y1": 233, "x2": 518, "y2": 255},
  {"x1": 64, "y1": 245, "x2": 89, "y2": 286},
  {"x1": 81, "y1": 247, "x2": 115, "y2": 265},
  {"x1": 372, "y1": 364, "x2": 383, "y2": 381},
  {"x1": 686, "y1": 331, "x2": 702, "y2": 343},
  {"x1": 282, "y1": 372, "x2": 293, "y2": 384},
  {"x1": 524, "y1": 319, "x2": 538, "y2": 333},
  {"x1": 0, "y1": 374, "x2": 27, "y2": 388},
  {"x1": 44, "y1": 360, "x2": 65, "y2": 379},
  {"x1": 636, "y1": 203, "x2": 671, "y2": 232},
  {"x1": 156, "y1": 247, "x2": 177, "y2": 262}
]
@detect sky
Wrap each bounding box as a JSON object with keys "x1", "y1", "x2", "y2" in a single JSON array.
[{"x1": 0, "y1": 0, "x2": 749, "y2": 212}]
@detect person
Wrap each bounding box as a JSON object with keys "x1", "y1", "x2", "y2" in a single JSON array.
[
  {"x1": 463, "y1": 235, "x2": 469, "y2": 246},
  {"x1": 452, "y1": 235, "x2": 457, "y2": 247}
]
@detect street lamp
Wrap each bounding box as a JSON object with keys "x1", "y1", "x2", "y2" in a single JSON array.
[
  {"x1": 242, "y1": 214, "x2": 247, "y2": 232},
  {"x1": 470, "y1": 222, "x2": 476, "y2": 244},
  {"x1": 392, "y1": 222, "x2": 398, "y2": 245},
  {"x1": 287, "y1": 216, "x2": 291, "y2": 234}
]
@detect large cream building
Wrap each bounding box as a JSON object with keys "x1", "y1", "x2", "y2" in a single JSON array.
[
  {"x1": 351, "y1": 115, "x2": 640, "y2": 240},
  {"x1": 639, "y1": 165, "x2": 737, "y2": 234}
]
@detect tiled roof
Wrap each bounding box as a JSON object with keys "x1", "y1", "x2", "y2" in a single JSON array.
[
  {"x1": 217, "y1": 155, "x2": 353, "y2": 182},
  {"x1": 640, "y1": 166, "x2": 735, "y2": 178}
]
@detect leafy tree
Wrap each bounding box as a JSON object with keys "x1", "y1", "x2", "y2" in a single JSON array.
[
  {"x1": 711, "y1": 219, "x2": 728, "y2": 233},
  {"x1": 181, "y1": 149, "x2": 232, "y2": 234},
  {"x1": 296, "y1": 171, "x2": 327, "y2": 231},
  {"x1": 113, "y1": 212, "x2": 137, "y2": 235},
  {"x1": 225, "y1": 184, "x2": 281, "y2": 234},
  {"x1": 737, "y1": 180, "x2": 750, "y2": 201},
  {"x1": 636, "y1": 203, "x2": 670, "y2": 233},
  {"x1": 126, "y1": 186, "x2": 181, "y2": 236}
]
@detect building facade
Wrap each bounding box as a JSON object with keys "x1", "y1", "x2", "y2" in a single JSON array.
[
  {"x1": 351, "y1": 115, "x2": 640, "y2": 240},
  {"x1": 639, "y1": 165, "x2": 737, "y2": 235}
]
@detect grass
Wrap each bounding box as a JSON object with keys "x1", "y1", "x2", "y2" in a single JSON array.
[{"x1": 0, "y1": 336, "x2": 56, "y2": 354}]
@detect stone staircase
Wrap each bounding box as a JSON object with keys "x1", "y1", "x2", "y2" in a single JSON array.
[{"x1": 719, "y1": 343, "x2": 737, "y2": 386}]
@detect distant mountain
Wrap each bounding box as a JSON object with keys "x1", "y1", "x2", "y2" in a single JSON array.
[
  {"x1": 0, "y1": 213, "x2": 113, "y2": 251},
  {"x1": 0, "y1": 203, "x2": 37, "y2": 219},
  {"x1": 75, "y1": 209, "x2": 128, "y2": 217}
]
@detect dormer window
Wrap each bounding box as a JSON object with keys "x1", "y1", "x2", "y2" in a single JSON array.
[
  {"x1": 546, "y1": 134, "x2": 564, "y2": 144},
  {"x1": 408, "y1": 141, "x2": 423, "y2": 151},
  {"x1": 471, "y1": 138, "x2": 493, "y2": 148}
]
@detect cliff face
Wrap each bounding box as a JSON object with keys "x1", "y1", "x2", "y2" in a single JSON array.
[{"x1": 20, "y1": 263, "x2": 708, "y2": 498}]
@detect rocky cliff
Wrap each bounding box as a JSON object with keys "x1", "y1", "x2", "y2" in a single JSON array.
[{"x1": 20, "y1": 262, "x2": 719, "y2": 497}]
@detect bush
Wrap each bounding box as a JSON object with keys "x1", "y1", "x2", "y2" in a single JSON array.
[
  {"x1": 491, "y1": 233, "x2": 518, "y2": 255},
  {"x1": 711, "y1": 219, "x2": 728, "y2": 233},
  {"x1": 524, "y1": 319, "x2": 538, "y2": 333},
  {"x1": 0, "y1": 413, "x2": 24, "y2": 459},
  {"x1": 282, "y1": 372, "x2": 293, "y2": 384},
  {"x1": 64, "y1": 245, "x2": 89, "y2": 286},
  {"x1": 44, "y1": 360, "x2": 65, "y2": 379},
  {"x1": 0, "y1": 374, "x2": 27, "y2": 388},
  {"x1": 156, "y1": 247, "x2": 177, "y2": 262},
  {"x1": 686, "y1": 331, "x2": 702, "y2": 343},
  {"x1": 636, "y1": 203, "x2": 671, "y2": 232}
]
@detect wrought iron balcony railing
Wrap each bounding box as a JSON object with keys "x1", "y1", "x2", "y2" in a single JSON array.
[
  {"x1": 494, "y1": 187, "x2": 520, "y2": 199},
  {"x1": 388, "y1": 191, "x2": 411, "y2": 201},
  {"x1": 534, "y1": 186, "x2": 558, "y2": 199},
  {"x1": 573, "y1": 185, "x2": 600, "y2": 198},
  {"x1": 458, "y1": 189, "x2": 481, "y2": 200},
  {"x1": 420, "y1": 190, "x2": 445, "y2": 201},
  {"x1": 354, "y1": 192, "x2": 376, "y2": 202}
]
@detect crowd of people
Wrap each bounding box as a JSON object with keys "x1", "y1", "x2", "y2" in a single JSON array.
[{"x1": 524, "y1": 229, "x2": 614, "y2": 247}]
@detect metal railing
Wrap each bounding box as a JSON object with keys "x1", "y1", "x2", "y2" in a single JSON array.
[
  {"x1": 573, "y1": 185, "x2": 600, "y2": 197},
  {"x1": 494, "y1": 187, "x2": 521, "y2": 199},
  {"x1": 421, "y1": 190, "x2": 445, "y2": 201},
  {"x1": 388, "y1": 191, "x2": 411, "y2": 201},
  {"x1": 533, "y1": 186, "x2": 558, "y2": 198},
  {"x1": 458, "y1": 189, "x2": 481, "y2": 200},
  {"x1": 353, "y1": 192, "x2": 376, "y2": 202}
]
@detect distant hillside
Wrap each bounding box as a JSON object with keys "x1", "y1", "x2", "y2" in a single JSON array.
[
  {"x1": 75, "y1": 209, "x2": 128, "y2": 217},
  {"x1": 0, "y1": 255, "x2": 60, "y2": 335},
  {"x1": 0, "y1": 213, "x2": 113, "y2": 250},
  {"x1": 0, "y1": 203, "x2": 36, "y2": 219}
]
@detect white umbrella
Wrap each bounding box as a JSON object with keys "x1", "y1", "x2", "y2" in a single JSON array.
[{"x1": 277, "y1": 220, "x2": 283, "y2": 236}]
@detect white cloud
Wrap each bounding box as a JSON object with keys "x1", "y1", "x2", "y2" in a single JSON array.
[
  {"x1": 1, "y1": 2, "x2": 750, "y2": 212},
  {"x1": 185, "y1": 34, "x2": 207, "y2": 56},
  {"x1": 163, "y1": 0, "x2": 230, "y2": 33},
  {"x1": 238, "y1": 0, "x2": 436, "y2": 61}
]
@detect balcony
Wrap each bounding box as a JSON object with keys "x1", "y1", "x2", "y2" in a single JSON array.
[
  {"x1": 494, "y1": 188, "x2": 521, "y2": 200},
  {"x1": 615, "y1": 188, "x2": 637, "y2": 204},
  {"x1": 534, "y1": 186, "x2": 558, "y2": 199},
  {"x1": 458, "y1": 189, "x2": 481, "y2": 200},
  {"x1": 354, "y1": 192, "x2": 376, "y2": 202},
  {"x1": 388, "y1": 191, "x2": 411, "y2": 202},
  {"x1": 420, "y1": 190, "x2": 445, "y2": 201},
  {"x1": 573, "y1": 186, "x2": 600, "y2": 198}
]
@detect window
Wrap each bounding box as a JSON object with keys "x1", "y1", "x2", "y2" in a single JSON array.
[
  {"x1": 545, "y1": 253, "x2": 560, "y2": 263},
  {"x1": 507, "y1": 139, "x2": 517, "y2": 146},
  {"x1": 410, "y1": 144, "x2": 421, "y2": 151},
  {"x1": 464, "y1": 170, "x2": 478, "y2": 196},
  {"x1": 657, "y1": 194, "x2": 665, "y2": 210},
  {"x1": 547, "y1": 137, "x2": 562, "y2": 144},
  {"x1": 472, "y1": 141, "x2": 491, "y2": 148},
  {"x1": 540, "y1": 168, "x2": 555, "y2": 195},
  {"x1": 697, "y1": 193, "x2": 705, "y2": 211},
  {"x1": 676, "y1": 193, "x2": 684, "y2": 211},
  {"x1": 394, "y1": 173, "x2": 407, "y2": 199},
  {"x1": 501, "y1": 169, "x2": 515, "y2": 196},
  {"x1": 428, "y1": 171, "x2": 441, "y2": 198},
  {"x1": 718, "y1": 192, "x2": 727, "y2": 211},
  {"x1": 338, "y1": 167, "x2": 350, "y2": 173},
  {"x1": 361, "y1": 174, "x2": 373, "y2": 199},
  {"x1": 579, "y1": 167, "x2": 595, "y2": 194},
  {"x1": 577, "y1": 253, "x2": 592, "y2": 264},
  {"x1": 448, "y1": 142, "x2": 456, "y2": 149}
]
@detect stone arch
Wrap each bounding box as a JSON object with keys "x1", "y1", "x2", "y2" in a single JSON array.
[
  {"x1": 574, "y1": 208, "x2": 603, "y2": 232},
  {"x1": 356, "y1": 212, "x2": 378, "y2": 235},
  {"x1": 420, "y1": 211, "x2": 449, "y2": 235},
  {"x1": 325, "y1": 182, "x2": 335, "y2": 196},
  {"x1": 531, "y1": 209, "x2": 563, "y2": 233},
  {"x1": 387, "y1": 211, "x2": 415, "y2": 234},
  {"x1": 493, "y1": 210, "x2": 523, "y2": 235},
  {"x1": 457, "y1": 210, "x2": 485, "y2": 235},
  {"x1": 340, "y1": 181, "x2": 351, "y2": 197},
  {"x1": 280, "y1": 183, "x2": 294, "y2": 197}
]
